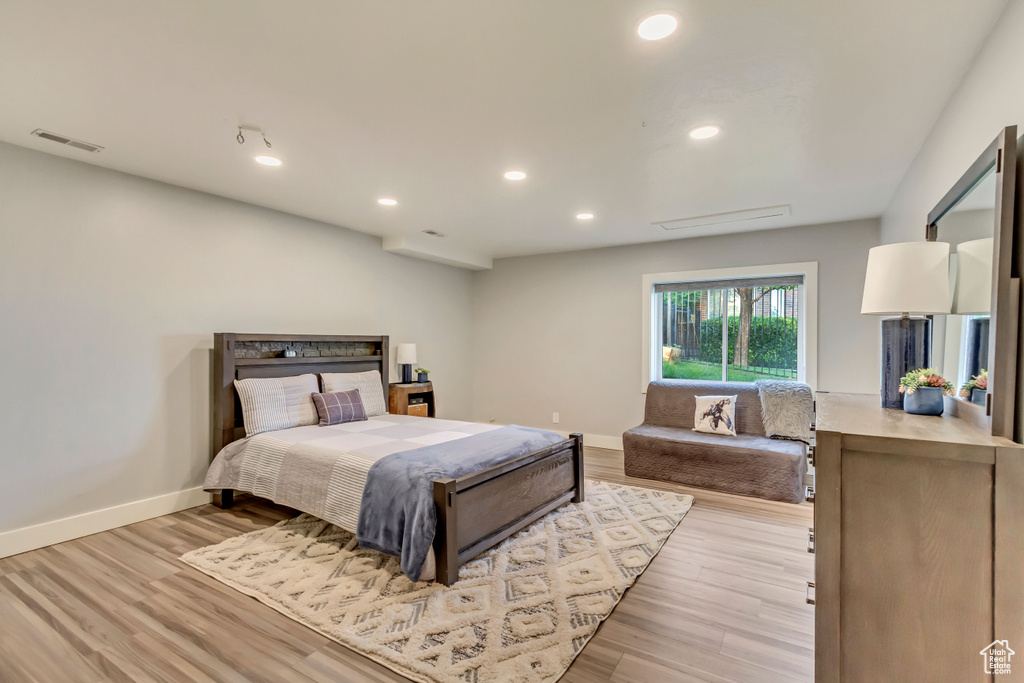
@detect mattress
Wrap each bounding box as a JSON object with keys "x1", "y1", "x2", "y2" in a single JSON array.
[
  {"x1": 205, "y1": 414, "x2": 500, "y2": 532},
  {"x1": 205, "y1": 415, "x2": 501, "y2": 581}
]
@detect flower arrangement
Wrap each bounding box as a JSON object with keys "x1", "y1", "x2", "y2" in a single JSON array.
[
  {"x1": 415, "y1": 367, "x2": 430, "y2": 374},
  {"x1": 899, "y1": 368, "x2": 954, "y2": 395},
  {"x1": 959, "y1": 369, "x2": 988, "y2": 398}
]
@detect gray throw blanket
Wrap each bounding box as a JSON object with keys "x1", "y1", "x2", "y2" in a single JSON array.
[
  {"x1": 755, "y1": 380, "x2": 813, "y2": 444},
  {"x1": 356, "y1": 424, "x2": 564, "y2": 582}
]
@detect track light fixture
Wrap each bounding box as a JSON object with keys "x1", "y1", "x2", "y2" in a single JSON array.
[{"x1": 236, "y1": 125, "x2": 272, "y2": 148}]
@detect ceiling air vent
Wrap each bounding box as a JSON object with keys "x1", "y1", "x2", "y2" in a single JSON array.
[
  {"x1": 31, "y1": 129, "x2": 104, "y2": 153},
  {"x1": 654, "y1": 205, "x2": 790, "y2": 231},
  {"x1": 422, "y1": 230, "x2": 446, "y2": 237}
]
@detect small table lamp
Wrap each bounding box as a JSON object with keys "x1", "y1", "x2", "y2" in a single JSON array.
[
  {"x1": 952, "y1": 238, "x2": 993, "y2": 315},
  {"x1": 861, "y1": 241, "x2": 950, "y2": 408},
  {"x1": 396, "y1": 343, "x2": 417, "y2": 384},
  {"x1": 952, "y1": 237, "x2": 994, "y2": 387}
]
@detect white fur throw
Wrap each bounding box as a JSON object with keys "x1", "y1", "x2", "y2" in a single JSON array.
[{"x1": 755, "y1": 380, "x2": 813, "y2": 444}]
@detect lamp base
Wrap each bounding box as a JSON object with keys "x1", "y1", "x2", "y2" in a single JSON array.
[
  {"x1": 966, "y1": 316, "x2": 990, "y2": 380},
  {"x1": 400, "y1": 364, "x2": 413, "y2": 383},
  {"x1": 881, "y1": 317, "x2": 931, "y2": 409}
]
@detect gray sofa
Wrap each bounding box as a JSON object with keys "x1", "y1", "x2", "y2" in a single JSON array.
[{"x1": 623, "y1": 381, "x2": 807, "y2": 503}]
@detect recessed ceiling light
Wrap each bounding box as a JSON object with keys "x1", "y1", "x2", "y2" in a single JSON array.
[
  {"x1": 378, "y1": 198, "x2": 398, "y2": 206},
  {"x1": 576, "y1": 212, "x2": 594, "y2": 220},
  {"x1": 504, "y1": 170, "x2": 527, "y2": 181},
  {"x1": 637, "y1": 13, "x2": 678, "y2": 41},
  {"x1": 254, "y1": 155, "x2": 282, "y2": 166},
  {"x1": 689, "y1": 125, "x2": 721, "y2": 140}
]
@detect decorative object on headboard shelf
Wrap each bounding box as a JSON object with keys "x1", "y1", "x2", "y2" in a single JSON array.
[
  {"x1": 396, "y1": 343, "x2": 416, "y2": 383},
  {"x1": 234, "y1": 339, "x2": 377, "y2": 359},
  {"x1": 861, "y1": 241, "x2": 951, "y2": 409}
]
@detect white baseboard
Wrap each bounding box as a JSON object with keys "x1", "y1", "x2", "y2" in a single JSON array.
[
  {"x1": 0, "y1": 429, "x2": 625, "y2": 560},
  {"x1": 0, "y1": 486, "x2": 211, "y2": 559},
  {"x1": 583, "y1": 433, "x2": 624, "y2": 451},
  {"x1": 553, "y1": 430, "x2": 623, "y2": 451}
]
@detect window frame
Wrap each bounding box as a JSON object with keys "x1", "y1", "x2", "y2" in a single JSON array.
[{"x1": 641, "y1": 262, "x2": 818, "y2": 393}]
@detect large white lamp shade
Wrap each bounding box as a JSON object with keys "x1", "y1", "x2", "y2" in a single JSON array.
[
  {"x1": 861, "y1": 241, "x2": 951, "y2": 316},
  {"x1": 951, "y1": 238, "x2": 994, "y2": 315},
  {"x1": 396, "y1": 343, "x2": 417, "y2": 365}
]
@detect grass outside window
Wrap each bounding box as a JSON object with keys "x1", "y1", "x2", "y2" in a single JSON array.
[{"x1": 662, "y1": 360, "x2": 797, "y2": 382}]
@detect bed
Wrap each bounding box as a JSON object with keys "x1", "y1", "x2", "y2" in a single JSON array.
[{"x1": 209, "y1": 333, "x2": 584, "y2": 586}]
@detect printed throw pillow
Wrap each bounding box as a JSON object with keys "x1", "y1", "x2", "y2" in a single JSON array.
[
  {"x1": 693, "y1": 395, "x2": 739, "y2": 436},
  {"x1": 321, "y1": 370, "x2": 388, "y2": 417},
  {"x1": 311, "y1": 389, "x2": 367, "y2": 426},
  {"x1": 234, "y1": 374, "x2": 319, "y2": 437}
]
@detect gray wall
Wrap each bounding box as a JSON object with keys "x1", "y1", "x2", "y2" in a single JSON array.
[
  {"x1": 0, "y1": 140, "x2": 883, "y2": 536},
  {"x1": 471, "y1": 219, "x2": 881, "y2": 440},
  {"x1": 0, "y1": 142, "x2": 474, "y2": 533},
  {"x1": 883, "y1": 0, "x2": 1024, "y2": 243}
]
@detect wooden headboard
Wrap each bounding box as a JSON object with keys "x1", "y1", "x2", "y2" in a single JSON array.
[{"x1": 212, "y1": 333, "x2": 389, "y2": 455}]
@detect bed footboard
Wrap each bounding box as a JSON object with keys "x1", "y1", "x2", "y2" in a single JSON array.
[{"x1": 432, "y1": 433, "x2": 584, "y2": 586}]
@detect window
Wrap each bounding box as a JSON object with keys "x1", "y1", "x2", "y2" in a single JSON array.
[{"x1": 642, "y1": 264, "x2": 817, "y2": 389}]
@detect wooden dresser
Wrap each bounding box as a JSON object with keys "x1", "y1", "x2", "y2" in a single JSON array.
[{"x1": 813, "y1": 392, "x2": 1024, "y2": 682}]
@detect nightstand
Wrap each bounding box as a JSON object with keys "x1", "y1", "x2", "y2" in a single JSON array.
[{"x1": 389, "y1": 382, "x2": 435, "y2": 417}]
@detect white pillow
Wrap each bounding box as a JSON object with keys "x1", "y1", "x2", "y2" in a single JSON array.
[
  {"x1": 693, "y1": 395, "x2": 738, "y2": 436},
  {"x1": 234, "y1": 374, "x2": 319, "y2": 436},
  {"x1": 321, "y1": 370, "x2": 387, "y2": 417}
]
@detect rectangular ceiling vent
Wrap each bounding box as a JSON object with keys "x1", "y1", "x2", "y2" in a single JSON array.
[
  {"x1": 654, "y1": 205, "x2": 791, "y2": 231},
  {"x1": 31, "y1": 129, "x2": 104, "y2": 153}
]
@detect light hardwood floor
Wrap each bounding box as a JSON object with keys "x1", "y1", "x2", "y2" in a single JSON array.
[{"x1": 0, "y1": 448, "x2": 814, "y2": 682}]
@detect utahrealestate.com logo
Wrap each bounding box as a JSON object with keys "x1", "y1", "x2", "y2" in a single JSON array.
[{"x1": 981, "y1": 640, "x2": 1015, "y2": 675}]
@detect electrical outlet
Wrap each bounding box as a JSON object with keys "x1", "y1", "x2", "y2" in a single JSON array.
[{"x1": 552, "y1": 412, "x2": 560, "y2": 424}]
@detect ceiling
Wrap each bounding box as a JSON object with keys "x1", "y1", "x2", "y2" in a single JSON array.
[{"x1": 0, "y1": 0, "x2": 1009, "y2": 265}]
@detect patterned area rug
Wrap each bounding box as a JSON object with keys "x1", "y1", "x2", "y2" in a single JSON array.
[{"x1": 180, "y1": 480, "x2": 693, "y2": 683}]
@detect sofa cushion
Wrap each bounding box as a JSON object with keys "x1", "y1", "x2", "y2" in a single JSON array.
[
  {"x1": 625, "y1": 424, "x2": 805, "y2": 458},
  {"x1": 622, "y1": 425, "x2": 807, "y2": 503},
  {"x1": 644, "y1": 381, "x2": 766, "y2": 436}
]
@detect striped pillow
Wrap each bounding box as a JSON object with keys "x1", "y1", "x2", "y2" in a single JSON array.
[
  {"x1": 234, "y1": 374, "x2": 319, "y2": 436},
  {"x1": 311, "y1": 390, "x2": 367, "y2": 426},
  {"x1": 321, "y1": 370, "x2": 388, "y2": 417}
]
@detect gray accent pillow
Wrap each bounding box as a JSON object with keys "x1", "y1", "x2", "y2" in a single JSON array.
[{"x1": 311, "y1": 390, "x2": 367, "y2": 426}]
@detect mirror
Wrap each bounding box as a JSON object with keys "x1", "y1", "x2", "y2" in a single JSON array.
[
  {"x1": 927, "y1": 125, "x2": 1017, "y2": 439},
  {"x1": 933, "y1": 169, "x2": 995, "y2": 407}
]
